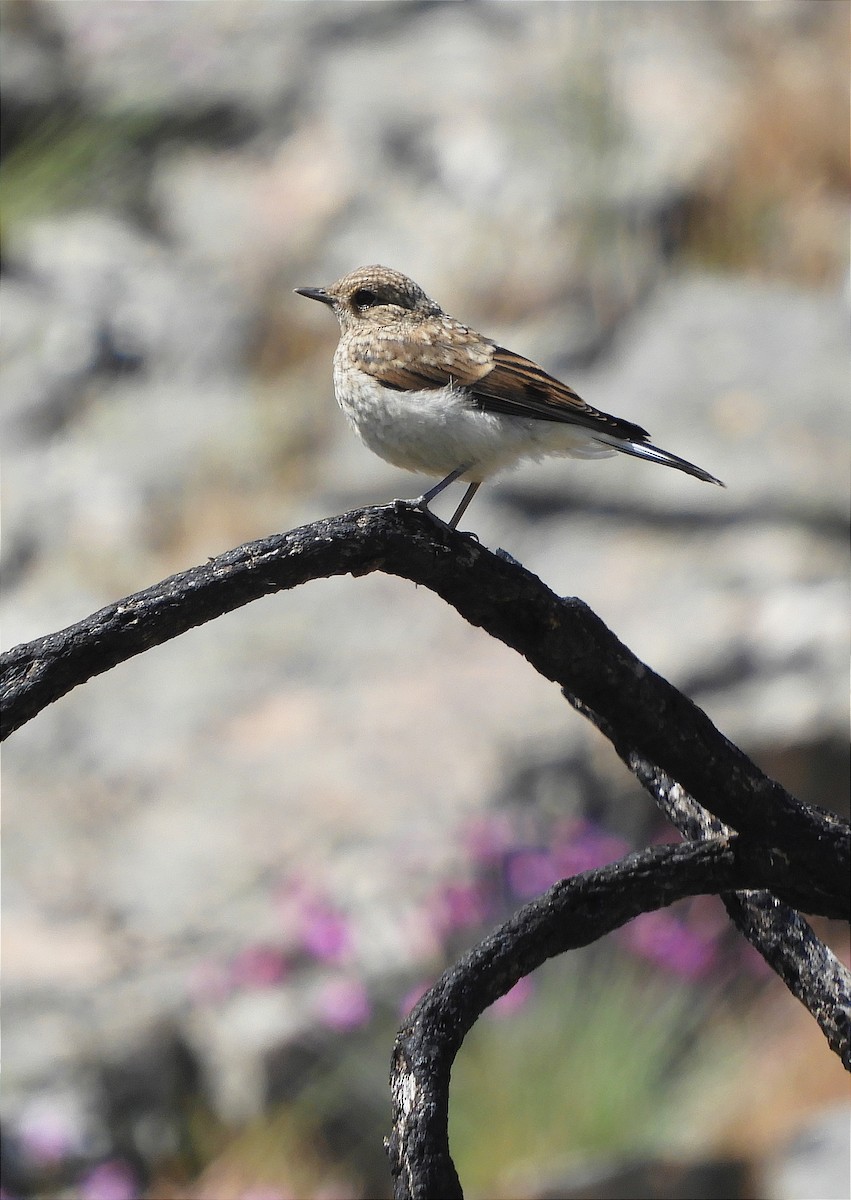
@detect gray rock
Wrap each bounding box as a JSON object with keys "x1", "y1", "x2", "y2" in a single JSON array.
[
  {"x1": 6, "y1": 213, "x2": 249, "y2": 383},
  {"x1": 0, "y1": 1, "x2": 70, "y2": 118},
  {"x1": 494, "y1": 273, "x2": 849, "y2": 521},
  {"x1": 1, "y1": 212, "x2": 256, "y2": 583},
  {"x1": 759, "y1": 1103, "x2": 851, "y2": 1200},
  {"x1": 44, "y1": 0, "x2": 303, "y2": 121}
]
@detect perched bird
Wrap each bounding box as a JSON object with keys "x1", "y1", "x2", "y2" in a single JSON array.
[{"x1": 296, "y1": 265, "x2": 724, "y2": 528}]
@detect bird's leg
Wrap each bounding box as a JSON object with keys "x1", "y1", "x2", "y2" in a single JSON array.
[
  {"x1": 410, "y1": 466, "x2": 481, "y2": 528},
  {"x1": 448, "y1": 482, "x2": 481, "y2": 529},
  {"x1": 416, "y1": 465, "x2": 469, "y2": 509}
]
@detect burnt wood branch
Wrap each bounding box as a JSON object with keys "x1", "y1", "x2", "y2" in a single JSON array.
[
  {"x1": 386, "y1": 837, "x2": 816, "y2": 1200},
  {"x1": 2, "y1": 502, "x2": 847, "y2": 916},
  {"x1": 618, "y1": 755, "x2": 851, "y2": 1064}
]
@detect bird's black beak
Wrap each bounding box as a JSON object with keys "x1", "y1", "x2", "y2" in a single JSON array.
[{"x1": 294, "y1": 286, "x2": 334, "y2": 307}]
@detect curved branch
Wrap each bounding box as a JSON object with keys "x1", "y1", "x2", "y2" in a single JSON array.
[
  {"x1": 3, "y1": 502, "x2": 848, "y2": 1194},
  {"x1": 387, "y1": 836, "x2": 808, "y2": 1200},
  {"x1": 625, "y1": 756, "x2": 851, "y2": 1064},
  {"x1": 2, "y1": 504, "x2": 848, "y2": 914}
]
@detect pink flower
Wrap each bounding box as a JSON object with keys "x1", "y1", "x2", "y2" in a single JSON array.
[
  {"x1": 490, "y1": 975, "x2": 534, "y2": 1016},
  {"x1": 462, "y1": 814, "x2": 515, "y2": 865},
  {"x1": 399, "y1": 981, "x2": 430, "y2": 1016},
  {"x1": 78, "y1": 1160, "x2": 139, "y2": 1200},
  {"x1": 315, "y1": 978, "x2": 371, "y2": 1031},
  {"x1": 622, "y1": 910, "x2": 716, "y2": 980},
  {"x1": 429, "y1": 881, "x2": 491, "y2": 938},
  {"x1": 230, "y1": 945, "x2": 289, "y2": 990},
  {"x1": 552, "y1": 822, "x2": 630, "y2": 876},
  {"x1": 299, "y1": 903, "x2": 352, "y2": 965},
  {"x1": 17, "y1": 1100, "x2": 80, "y2": 1165},
  {"x1": 505, "y1": 848, "x2": 560, "y2": 898}
]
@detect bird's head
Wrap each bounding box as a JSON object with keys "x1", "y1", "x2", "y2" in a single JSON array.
[{"x1": 295, "y1": 265, "x2": 442, "y2": 331}]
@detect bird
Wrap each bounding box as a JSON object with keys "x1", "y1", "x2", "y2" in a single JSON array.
[{"x1": 295, "y1": 265, "x2": 724, "y2": 529}]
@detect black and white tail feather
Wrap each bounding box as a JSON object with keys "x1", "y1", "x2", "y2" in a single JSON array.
[{"x1": 590, "y1": 430, "x2": 725, "y2": 486}]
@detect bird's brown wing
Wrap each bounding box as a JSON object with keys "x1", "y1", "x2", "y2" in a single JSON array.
[
  {"x1": 359, "y1": 330, "x2": 723, "y2": 485},
  {"x1": 469, "y1": 346, "x2": 650, "y2": 443},
  {"x1": 355, "y1": 318, "x2": 494, "y2": 390},
  {"x1": 361, "y1": 332, "x2": 649, "y2": 445}
]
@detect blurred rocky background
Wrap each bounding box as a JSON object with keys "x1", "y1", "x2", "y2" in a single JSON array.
[{"x1": 1, "y1": 2, "x2": 848, "y2": 1198}]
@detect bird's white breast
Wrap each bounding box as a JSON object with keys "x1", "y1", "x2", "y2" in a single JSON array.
[{"x1": 332, "y1": 357, "x2": 611, "y2": 481}]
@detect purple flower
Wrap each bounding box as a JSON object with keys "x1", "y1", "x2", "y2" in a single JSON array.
[
  {"x1": 490, "y1": 975, "x2": 534, "y2": 1016},
  {"x1": 505, "y1": 848, "x2": 560, "y2": 898},
  {"x1": 230, "y1": 945, "x2": 289, "y2": 989},
  {"x1": 315, "y1": 977, "x2": 371, "y2": 1031},
  {"x1": 429, "y1": 881, "x2": 490, "y2": 938},
  {"x1": 552, "y1": 822, "x2": 630, "y2": 876},
  {"x1": 399, "y1": 981, "x2": 430, "y2": 1016},
  {"x1": 17, "y1": 1100, "x2": 81, "y2": 1165},
  {"x1": 462, "y1": 814, "x2": 515, "y2": 866},
  {"x1": 622, "y1": 910, "x2": 716, "y2": 980},
  {"x1": 78, "y1": 1160, "x2": 139, "y2": 1200},
  {"x1": 299, "y1": 903, "x2": 352, "y2": 965}
]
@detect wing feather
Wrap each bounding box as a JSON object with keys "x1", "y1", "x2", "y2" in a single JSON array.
[
  {"x1": 353, "y1": 325, "x2": 723, "y2": 485},
  {"x1": 354, "y1": 316, "x2": 493, "y2": 391},
  {"x1": 470, "y1": 347, "x2": 650, "y2": 443},
  {"x1": 357, "y1": 327, "x2": 649, "y2": 445}
]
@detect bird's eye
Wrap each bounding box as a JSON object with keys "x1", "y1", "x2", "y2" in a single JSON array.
[{"x1": 352, "y1": 288, "x2": 381, "y2": 310}]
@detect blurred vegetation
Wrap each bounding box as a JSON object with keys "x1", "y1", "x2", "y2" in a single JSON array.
[
  {"x1": 0, "y1": 110, "x2": 154, "y2": 241},
  {"x1": 681, "y1": 8, "x2": 849, "y2": 284},
  {"x1": 449, "y1": 951, "x2": 743, "y2": 1199},
  {"x1": 146, "y1": 1102, "x2": 345, "y2": 1200},
  {"x1": 2, "y1": 4, "x2": 847, "y2": 285},
  {"x1": 128, "y1": 952, "x2": 746, "y2": 1200}
]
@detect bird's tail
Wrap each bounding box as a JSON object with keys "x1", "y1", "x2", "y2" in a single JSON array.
[{"x1": 593, "y1": 432, "x2": 725, "y2": 486}]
